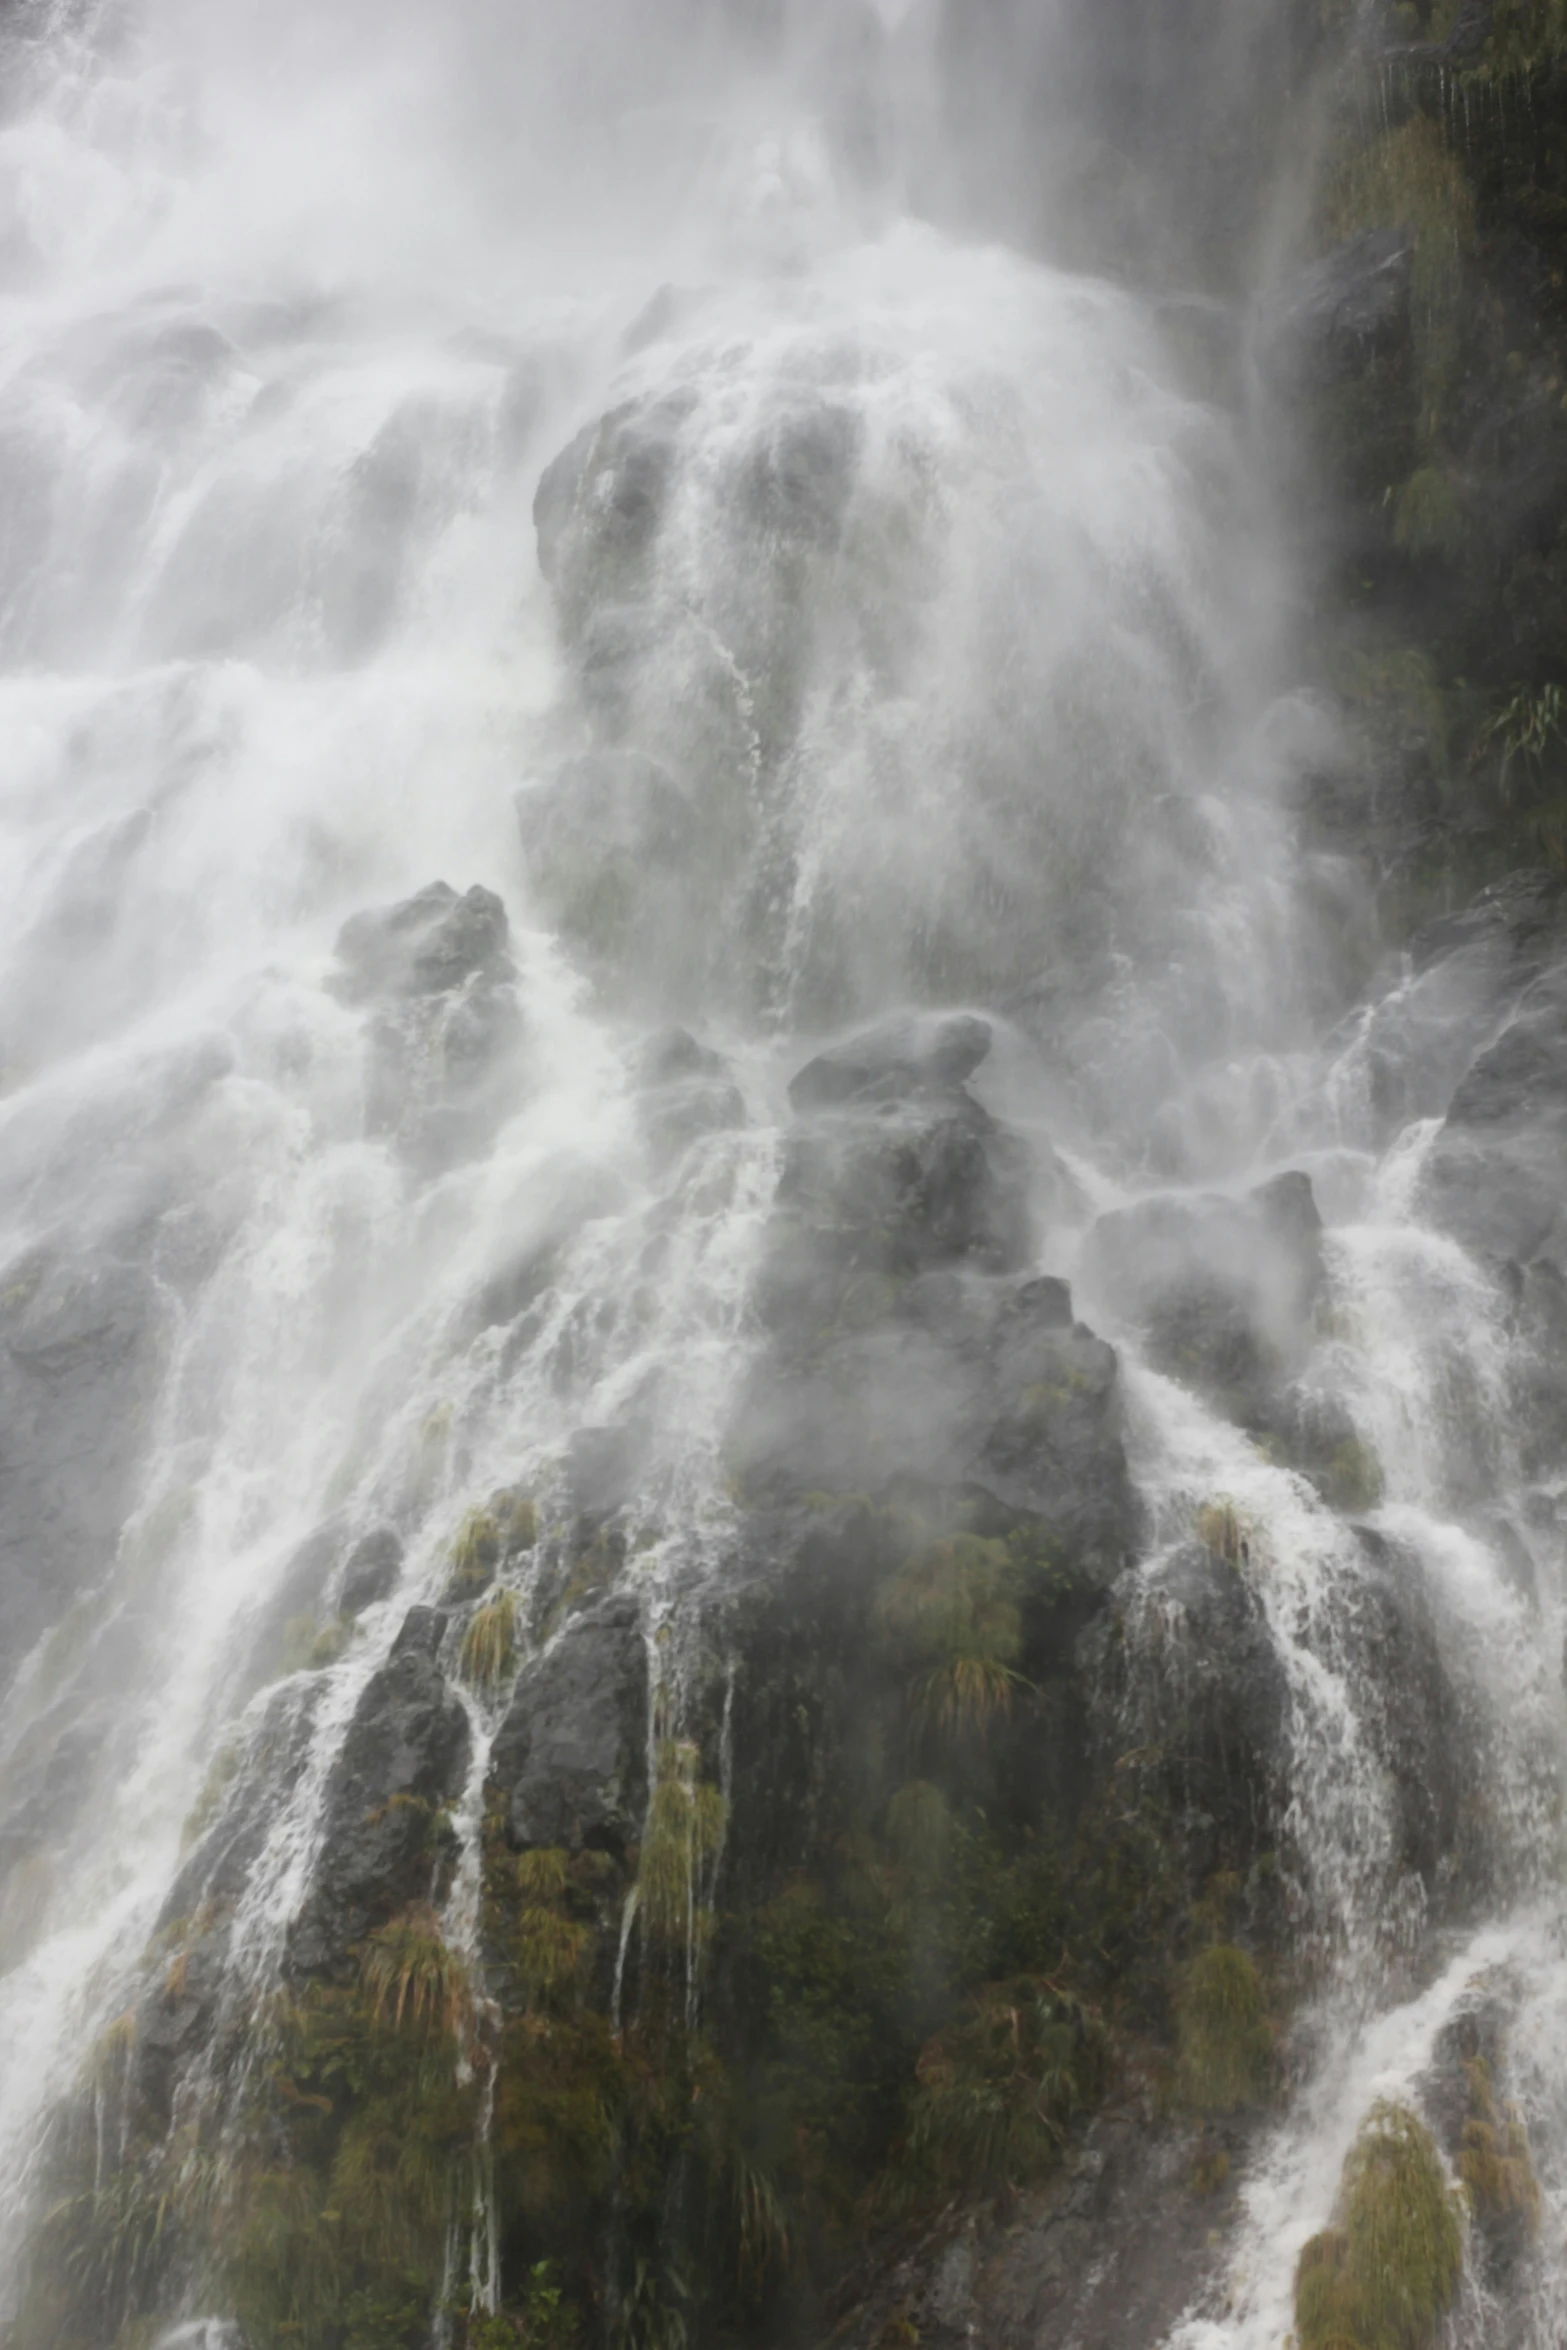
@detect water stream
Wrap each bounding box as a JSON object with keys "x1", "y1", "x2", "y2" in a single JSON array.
[{"x1": 0, "y1": 0, "x2": 1563, "y2": 2342}]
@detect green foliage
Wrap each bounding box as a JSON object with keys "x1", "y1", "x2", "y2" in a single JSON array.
[
  {"x1": 282, "y1": 1613, "x2": 351, "y2": 1674},
  {"x1": 876, "y1": 1536, "x2": 1030, "y2": 1746},
  {"x1": 1196, "y1": 1499, "x2": 1249, "y2": 1566},
  {"x1": 221, "y1": 1931, "x2": 480, "y2": 2349},
  {"x1": 1295, "y1": 2101, "x2": 1464, "y2": 2350},
  {"x1": 462, "y1": 2262, "x2": 582, "y2": 2349},
  {"x1": 447, "y1": 1493, "x2": 536, "y2": 1601},
  {"x1": 907, "y1": 1976, "x2": 1104, "y2": 2187},
  {"x1": 1174, "y1": 1945, "x2": 1272, "y2": 2112},
  {"x1": 14, "y1": 2142, "x2": 207, "y2": 2350},
  {"x1": 1327, "y1": 115, "x2": 1475, "y2": 425},
  {"x1": 1458, "y1": 2055, "x2": 1540, "y2": 2266},
  {"x1": 361, "y1": 1902, "x2": 472, "y2": 2040},
  {"x1": 638, "y1": 1741, "x2": 727, "y2": 1950},
  {"x1": 459, "y1": 1589, "x2": 523, "y2": 1694},
  {"x1": 1393, "y1": 464, "x2": 1466, "y2": 558},
  {"x1": 1324, "y1": 1436, "x2": 1385, "y2": 1514},
  {"x1": 1472, "y1": 681, "x2": 1567, "y2": 801}
]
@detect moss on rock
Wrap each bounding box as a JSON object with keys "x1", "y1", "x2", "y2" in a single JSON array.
[{"x1": 1295, "y1": 2100, "x2": 1465, "y2": 2350}]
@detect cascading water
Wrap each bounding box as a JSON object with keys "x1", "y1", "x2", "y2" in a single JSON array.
[{"x1": 0, "y1": 1, "x2": 1564, "y2": 2346}]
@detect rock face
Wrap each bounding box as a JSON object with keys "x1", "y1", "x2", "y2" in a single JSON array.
[
  {"x1": 1424, "y1": 960, "x2": 1567, "y2": 1262},
  {"x1": 332, "y1": 879, "x2": 523, "y2": 1171},
  {"x1": 489, "y1": 1595, "x2": 648, "y2": 1863},
  {"x1": 286, "y1": 1607, "x2": 470, "y2": 1976},
  {"x1": 1082, "y1": 1170, "x2": 1325, "y2": 1440}
]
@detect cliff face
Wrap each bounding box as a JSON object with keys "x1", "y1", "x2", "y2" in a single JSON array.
[{"x1": 6, "y1": 7, "x2": 1567, "y2": 2350}]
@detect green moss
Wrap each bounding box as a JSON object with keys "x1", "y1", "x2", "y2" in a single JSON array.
[
  {"x1": 281, "y1": 1613, "x2": 351, "y2": 1674},
  {"x1": 1326, "y1": 115, "x2": 1475, "y2": 426},
  {"x1": 1393, "y1": 464, "x2": 1467, "y2": 558},
  {"x1": 1196, "y1": 1499, "x2": 1249, "y2": 1566},
  {"x1": 1459, "y1": 2054, "x2": 1540, "y2": 2265},
  {"x1": 876, "y1": 1536, "x2": 1029, "y2": 1744},
  {"x1": 459, "y1": 1588, "x2": 523, "y2": 1693},
  {"x1": 638, "y1": 1741, "x2": 727, "y2": 1950},
  {"x1": 1324, "y1": 1436, "x2": 1385, "y2": 1513},
  {"x1": 1174, "y1": 1945, "x2": 1272, "y2": 2112},
  {"x1": 1295, "y1": 2101, "x2": 1464, "y2": 2350},
  {"x1": 446, "y1": 1492, "x2": 536, "y2": 1602},
  {"x1": 906, "y1": 1976, "x2": 1104, "y2": 2188}
]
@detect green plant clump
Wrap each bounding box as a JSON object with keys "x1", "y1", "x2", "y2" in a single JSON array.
[
  {"x1": 1459, "y1": 2054, "x2": 1540, "y2": 2268},
  {"x1": 1295, "y1": 2100, "x2": 1465, "y2": 2350},
  {"x1": 907, "y1": 1974, "x2": 1104, "y2": 2188},
  {"x1": 459, "y1": 1589, "x2": 523, "y2": 1693},
  {"x1": 1174, "y1": 1944, "x2": 1272, "y2": 2113}
]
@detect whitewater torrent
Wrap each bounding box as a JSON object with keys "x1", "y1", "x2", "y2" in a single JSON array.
[{"x1": 0, "y1": 0, "x2": 1562, "y2": 2340}]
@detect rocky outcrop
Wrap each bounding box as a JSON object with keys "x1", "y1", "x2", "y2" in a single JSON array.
[
  {"x1": 286, "y1": 1606, "x2": 470, "y2": 1977},
  {"x1": 1081, "y1": 1170, "x2": 1325, "y2": 1436},
  {"x1": 489, "y1": 1595, "x2": 648, "y2": 1864},
  {"x1": 331, "y1": 879, "x2": 523, "y2": 1173}
]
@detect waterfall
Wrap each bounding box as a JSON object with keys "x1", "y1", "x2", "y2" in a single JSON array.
[{"x1": 0, "y1": 2, "x2": 1563, "y2": 2346}]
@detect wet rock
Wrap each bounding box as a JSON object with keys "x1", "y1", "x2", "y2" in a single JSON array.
[
  {"x1": 1083, "y1": 1539, "x2": 1290, "y2": 1888},
  {"x1": 335, "y1": 1525, "x2": 403, "y2": 1616},
  {"x1": 533, "y1": 392, "x2": 694, "y2": 624},
  {"x1": 835, "y1": 2106, "x2": 1252, "y2": 2350},
  {"x1": 788, "y1": 1011, "x2": 994, "y2": 1110},
  {"x1": 1424, "y1": 959, "x2": 1567, "y2": 1263},
  {"x1": 332, "y1": 879, "x2": 523, "y2": 1173},
  {"x1": 634, "y1": 1026, "x2": 746, "y2": 1163},
  {"x1": 334, "y1": 878, "x2": 511, "y2": 1001},
  {"x1": 1261, "y1": 228, "x2": 1414, "y2": 393},
  {"x1": 489, "y1": 1594, "x2": 648, "y2": 1861},
  {"x1": 1081, "y1": 1171, "x2": 1324, "y2": 1425},
  {"x1": 287, "y1": 1607, "x2": 469, "y2": 1976},
  {"x1": 1349, "y1": 1528, "x2": 1467, "y2": 1904}
]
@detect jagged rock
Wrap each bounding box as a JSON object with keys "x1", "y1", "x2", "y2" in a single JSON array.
[
  {"x1": 335, "y1": 1525, "x2": 403, "y2": 1616},
  {"x1": 1423, "y1": 960, "x2": 1567, "y2": 1263},
  {"x1": 489, "y1": 1594, "x2": 648, "y2": 1860},
  {"x1": 787, "y1": 1011, "x2": 994, "y2": 1110},
  {"x1": 334, "y1": 878, "x2": 511, "y2": 1001},
  {"x1": 287, "y1": 1608, "x2": 469, "y2": 1975},
  {"x1": 634, "y1": 1026, "x2": 746, "y2": 1163},
  {"x1": 1081, "y1": 1170, "x2": 1324, "y2": 1423},
  {"x1": 332, "y1": 880, "x2": 523, "y2": 1173}
]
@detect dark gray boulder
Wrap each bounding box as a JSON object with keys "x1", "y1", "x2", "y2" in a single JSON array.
[
  {"x1": 287, "y1": 1607, "x2": 470, "y2": 1975},
  {"x1": 489, "y1": 1595, "x2": 648, "y2": 1860},
  {"x1": 788, "y1": 1011, "x2": 994, "y2": 1110}
]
